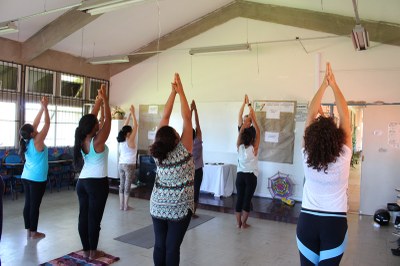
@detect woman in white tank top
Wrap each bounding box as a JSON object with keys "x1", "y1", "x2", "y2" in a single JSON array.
[{"x1": 116, "y1": 105, "x2": 138, "y2": 211}]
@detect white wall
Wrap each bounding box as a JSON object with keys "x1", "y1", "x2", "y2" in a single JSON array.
[{"x1": 110, "y1": 17, "x2": 400, "y2": 201}]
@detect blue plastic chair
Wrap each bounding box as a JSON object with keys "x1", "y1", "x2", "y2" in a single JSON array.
[{"x1": 3, "y1": 154, "x2": 23, "y2": 199}]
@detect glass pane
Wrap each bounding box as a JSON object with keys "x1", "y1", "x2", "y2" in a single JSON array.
[
  {"x1": 25, "y1": 103, "x2": 56, "y2": 147},
  {"x1": 61, "y1": 74, "x2": 84, "y2": 98},
  {"x1": 27, "y1": 68, "x2": 54, "y2": 94},
  {"x1": 0, "y1": 102, "x2": 16, "y2": 147},
  {"x1": 89, "y1": 79, "x2": 106, "y2": 100},
  {"x1": 0, "y1": 63, "x2": 18, "y2": 91},
  {"x1": 55, "y1": 105, "x2": 82, "y2": 146}
]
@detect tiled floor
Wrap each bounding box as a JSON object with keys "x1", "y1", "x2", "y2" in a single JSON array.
[{"x1": 1, "y1": 189, "x2": 399, "y2": 266}]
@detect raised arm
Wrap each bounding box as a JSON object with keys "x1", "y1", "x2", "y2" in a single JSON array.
[
  {"x1": 249, "y1": 107, "x2": 260, "y2": 156},
  {"x1": 191, "y1": 100, "x2": 202, "y2": 140},
  {"x1": 173, "y1": 73, "x2": 192, "y2": 153},
  {"x1": 305, "y1": 63, "x2": 329, "y2": 129},
  {"x1": 238, "y1": 94, "x2": 248, "y2": 127},
  {"x1": 93, "y1": 84, "x2": 111, "y2": 151},
  {"x1": 158, "y1": 84, "x2": 177, "y2": 129},
  {"x1": 34, "y1": 97, "x2": 50, "y2": 151},
  {"x1": 327, "y1": 63, "x2": 352, "y2": 149},
  {"x1": 127, "y1": 105, "x2": 138, "y2": 149},
  {"x1": 91, "y1": 94, "x2": 103, "y2": 117},
  {"x1": 99, "y1": 101, "x2": 105, "y2": 129},
  {"x1": 123, "y1": 111, "x2": 131, "y2": 126}
]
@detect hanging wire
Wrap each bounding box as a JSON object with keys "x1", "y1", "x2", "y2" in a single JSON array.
[
  {"x1": 156, "y1": 0, "x2": 161, "y2": 91},
  {"x1": 80, "y1": 28, "x2": 84, "y2": 66},
  {"x1": 92, "y1": 42, "x2": 96, "y2": 58},
  {"x1": 190, "y1": 55, "x2": 193, "y2": 87},
  {"x1": 296, "y1": 37, "x2": 309, "y2": 54},
  {"x1": 256, "y1": 44, "x2": 259, "y2": 74},
  {"x1": 320, "y1": 0, "x2": 324, "y2": 11}
]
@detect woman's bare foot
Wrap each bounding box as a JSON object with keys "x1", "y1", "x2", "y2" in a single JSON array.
[
  {"x1": 89, "y1": 250, "x2": 105, "y2": 260},
  {"x1": 237, "y1": 221, "x2": 242, "y2": 229},
  {"x1": 83, "y1": 250, "x2": 90, "y2": 260},
  {"x1": 242, "y1": 223, "x2": 250, "y2": 229},
  {"x1": 123, "y1": 206, "x2": 133, "y2": 211},
  {"x1": 192, "y1": 213, "x2": 199, "y2": 219},
  {"x1": 30, "y1": 231, "x2": 46, "y2": 239}
]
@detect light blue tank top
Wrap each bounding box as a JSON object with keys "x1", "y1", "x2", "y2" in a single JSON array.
[
  {"x1": 79, "y1": 138, "x2": 109, "y2": 179},
  {"x1": 21, "y1": 139, "x2": 48, "y2": 182}
]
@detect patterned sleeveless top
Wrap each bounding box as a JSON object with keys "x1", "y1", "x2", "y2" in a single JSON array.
[{"x1": 150, "y1": 142, "x2": 195, "y2": 221}]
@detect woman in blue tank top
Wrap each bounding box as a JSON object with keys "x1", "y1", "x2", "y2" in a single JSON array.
[
  {"x1": 73, "y1": 84, "x2": 111, "y2": 261},
  {"x1": 19, "y1": 96, "x2": 50, "y2": 239}
]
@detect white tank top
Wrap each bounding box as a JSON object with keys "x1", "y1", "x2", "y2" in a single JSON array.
[
  {"x1": 119, "y1": 141, "x2": 137, "y2": 164},
  {"x1": 237, "y1": 144, "x2": 258, "y2": 177}
]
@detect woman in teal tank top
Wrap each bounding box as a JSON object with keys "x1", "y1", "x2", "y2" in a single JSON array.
[{"x1": 19, "y1": 96, "x2": 50, "y2": 240}]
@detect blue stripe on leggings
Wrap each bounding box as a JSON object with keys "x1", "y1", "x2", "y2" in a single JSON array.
[
  {"x1": 296, "y1": 236, "x2": 319, "y2": 265},
  {"x1": 301, "y1": 210, "x2": 347, "y2": 218},
  {"x1": 319, "y1": 231, "x2": 348, "y2": 262}
]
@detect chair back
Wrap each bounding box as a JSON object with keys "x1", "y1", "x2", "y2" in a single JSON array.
[{"x1": 4, "y1": 154, "x2": 22, "y2": 168}]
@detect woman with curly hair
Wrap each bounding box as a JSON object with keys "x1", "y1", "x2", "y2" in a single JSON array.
[{"x1": 296, "y1": 63, "x2": 352, "y2": 266}]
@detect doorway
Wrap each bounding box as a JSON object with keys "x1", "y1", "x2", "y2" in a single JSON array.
[{"x1": 321, "y1": 104, "x2": 364, "y2": 213}]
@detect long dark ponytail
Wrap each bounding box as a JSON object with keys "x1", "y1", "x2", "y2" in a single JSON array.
[
  {"x1": 117, "y1": 125, "x2": 132, "y2": 142},
  {"x1": 73, "y1": 114, "x2": 98, "y2": 169},
  {"x1": 19, "y1": 124, "x2": 34, "y2": 162}
]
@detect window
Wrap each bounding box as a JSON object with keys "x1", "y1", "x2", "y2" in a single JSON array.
[
  {"x1": 0, "y1": 61, "x2": 20, "y2": 91},
  {"x1": 0, "y1": 62, "x2": 108, "y2": 148},
  {"x1": 24, "y1": 100, "x2": 84, "y2": 147},
  {"x1": 61, "y1": 73, "x2": 84, "y2": 98},
  {"x1": 89, "y1": 78, "x2": 108, "y2": 100},
  {"x1": 0, "y1": 102, "x2": 17, "y2": 147},
  {"x1": 0, "y1": 60, "x2": 21, "y2": 147},
  {"x1": 26, "y1": 67, "x2": 55, "y2": 95}
]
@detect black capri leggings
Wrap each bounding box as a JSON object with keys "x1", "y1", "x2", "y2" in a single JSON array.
[
  {"x1": 76, "y1": 177, "x2": 109, "y2": 251},
  {"x1": 235, "y1": 172, "x2": 257, "y2": 212},
  {"x1": 22, "y1": 179, "x2": 47, "y2": 232}
]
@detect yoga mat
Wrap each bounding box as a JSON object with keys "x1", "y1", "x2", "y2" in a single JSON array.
[
  {"x1": 40, "y1": 250, "x2": 120, "y2": 266},
  {"x1": 114, "y1": 214, "x2": 214, "y2": 249}
]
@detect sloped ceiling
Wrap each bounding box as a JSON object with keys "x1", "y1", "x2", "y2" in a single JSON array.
[{"x1": 1, "y1": 0, "x2": 400, "y2": 76}]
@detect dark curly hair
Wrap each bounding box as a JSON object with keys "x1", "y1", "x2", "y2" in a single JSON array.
[
  {"x1": 239, "y1": 128, "x2": 255, "y2": 147},
  {"x1": 149, "y1": 126, "x2": 178, "y2": 162},
  {"x1": 303, "y1": 116, "x2": 346, "y2": 173},
  {"x1": 117, "y1": 125, "x2": 132, "y2": 142}
]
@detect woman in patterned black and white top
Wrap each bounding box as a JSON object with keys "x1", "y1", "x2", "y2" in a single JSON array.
[{"x1": 149, "y1": 73, "x2": 194, "y2": 266}]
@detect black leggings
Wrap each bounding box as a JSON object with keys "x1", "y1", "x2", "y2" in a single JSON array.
[
  {"x1": 22, "y1": 179, "x2": 47, "y2": 232},
  {"x1": 235, "y1": 172, "x2": 257, "y2": 213},
  {"x1": 296, "y1": 209, "x2": 348, "y2": 266},
  {"x1": 76, "y1": 178, "x2": 109, "y2": 251},
  {"x1": 152, "y1": 210, "x2": 192, "y2": 266},
  {"x1": 0, "y1": 177, "x2": 4, "y2": 240},
  {"x1": 194, "y1": 168, "x2": 203, "y2": 203}
]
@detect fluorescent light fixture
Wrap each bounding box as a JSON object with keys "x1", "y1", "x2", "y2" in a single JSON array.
[
  {"x1": 79, "y1": 0, "x2": 148, "y2": 15},
  {"x1": 87, "y1": 55, "x2": 129, "y2": 65},
  {"x1": 351, "y1": 24, "x2": 369, "y2": 51},
  {"x1": 189, "y1": 43, "x2": 251, "y2": 55},
  {"x1": 0, "y1": 21, "x2": 18, "y2": 35}
]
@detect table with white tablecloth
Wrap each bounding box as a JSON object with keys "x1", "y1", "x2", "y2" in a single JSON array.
[{"x1": 200, "y1": 163, "x2": 237, "y2": 197}]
